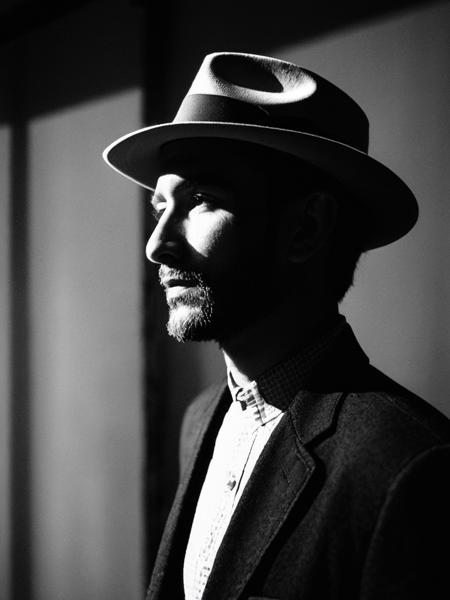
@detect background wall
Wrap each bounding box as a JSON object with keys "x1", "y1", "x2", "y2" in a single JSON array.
[
  {"x1": 1, "y1": 1, "x2": 449, "y2": 599},
  {"x1": 29, "y1": 92, "x2": 143, "y2": 600},
  {"x1": 0, "y1": 125, "x2": 11, "y2": 599},
  {"x1": 278, "y1": 1, "x2": 450, "y2": 417},
  {"x1": 1, "y1": 2, "x2": 145, "y2": 599}
]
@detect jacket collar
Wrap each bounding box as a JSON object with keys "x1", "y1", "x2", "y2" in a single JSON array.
[{"x1": 227, "y1": 314, "x2": 347, "y2": 412}]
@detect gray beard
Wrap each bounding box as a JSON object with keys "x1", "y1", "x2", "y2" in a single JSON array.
[
  {"x1": 160, "y1": 266, "x2": 224, "y2": 342},
  {"x1": 166, "y1": 284, "x2": 217, "y2": 342}
]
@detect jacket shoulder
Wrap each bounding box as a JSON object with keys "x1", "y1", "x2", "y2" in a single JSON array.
[
  {"x1": 342, "y1": 365, "x2": 450, "y2": 447},
  {"x1": 325, "y1": 365, "x2": 450, "y2": 505}
]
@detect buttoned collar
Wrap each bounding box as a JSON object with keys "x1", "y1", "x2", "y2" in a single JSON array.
[
  {"x1": 227, "y1": 374, "x2": 283, "y2": 427},
  {"x1": 227, "y1": 314, "x2": 347, "y2": 415}
]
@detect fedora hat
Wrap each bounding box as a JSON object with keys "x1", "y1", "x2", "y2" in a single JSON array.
[{"x1": 103, "y1": 52, "x2": 418, "y2": 250}]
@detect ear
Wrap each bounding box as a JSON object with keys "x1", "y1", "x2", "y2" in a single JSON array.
[{"x1": 283, "y1": 191, "x2": 338, "y2": 263}]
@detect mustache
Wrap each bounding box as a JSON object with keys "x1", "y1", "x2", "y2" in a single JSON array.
[{"x1": 158, "y1": 266, "x2": 207, "y2": 287}]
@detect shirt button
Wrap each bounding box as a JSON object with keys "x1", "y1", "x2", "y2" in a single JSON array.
[{"x1": 226, "y1": 478, "x2": 236, "y2": 491}]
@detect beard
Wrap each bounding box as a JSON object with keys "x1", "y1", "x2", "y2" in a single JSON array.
[
  {"x1": 159, "y1": 263, "x2": 283, "y2": 344},
  {"x1": 159, "y1": 267, "x2": 220, "y2": 342}
]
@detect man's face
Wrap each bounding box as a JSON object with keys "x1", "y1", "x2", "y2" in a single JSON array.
[{"x1": 146, "y1": 144, "x2": 288, "y2": 343}]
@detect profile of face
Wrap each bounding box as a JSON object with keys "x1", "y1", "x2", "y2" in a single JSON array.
[{"x1": 145, "y1": 142, "x2": 290, "y2": 344}]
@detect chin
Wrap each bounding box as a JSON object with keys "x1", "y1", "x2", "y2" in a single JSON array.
[{"x1": 167, "y1": 304, "x2": 217, "y2": 343}]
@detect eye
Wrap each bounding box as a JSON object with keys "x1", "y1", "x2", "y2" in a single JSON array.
[
  {"x1": 190, "y1": 191, "x2": 216, "y2": 209},
  {"x1": 149, "y1": 193, "x2": 166, "y2": 221},
  {"x1": 150, "y1": 204, "x2": 164, "y2": 222},
  {"x1": 193, "y1": 191, "x2": 207, "y2": 202}
]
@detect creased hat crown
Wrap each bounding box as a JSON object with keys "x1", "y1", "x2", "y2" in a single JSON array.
[{"x1": 174, "y1": 52, "x2": 369, "y2": 153}]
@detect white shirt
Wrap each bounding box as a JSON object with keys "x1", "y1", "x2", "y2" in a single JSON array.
[{"x1": 183, "y1": 380, "x2": 284, "y2": 600}]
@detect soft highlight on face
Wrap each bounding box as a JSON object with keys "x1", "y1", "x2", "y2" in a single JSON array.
[
  {"x1": 147, "y1": 141, "x2": 290, "y2": 344},
  {"x1": 146, "y1": 138, "x2": 360, "y2": 343}
]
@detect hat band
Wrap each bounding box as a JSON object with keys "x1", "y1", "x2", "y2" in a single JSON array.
[{"x1": 174, "y1": 93, "x2": 368, "y2": 152}]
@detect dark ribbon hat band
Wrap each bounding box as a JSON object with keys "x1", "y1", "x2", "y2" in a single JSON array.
[{"x1": 174, "y1": 93, "x2": 369, "y2": 153}]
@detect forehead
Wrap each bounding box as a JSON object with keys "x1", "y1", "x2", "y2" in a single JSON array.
[{"x1": 154, "y1": 138, "x2": 269, "y2": 194}]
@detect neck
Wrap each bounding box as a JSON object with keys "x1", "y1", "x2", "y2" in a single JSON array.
[{"x1": 221, "y1": 293, "x2": 339, "y2": 387}]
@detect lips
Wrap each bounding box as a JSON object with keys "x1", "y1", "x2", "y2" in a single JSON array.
[{"x1": 161, "y1": 278, "x2": 196, "y2": 289}]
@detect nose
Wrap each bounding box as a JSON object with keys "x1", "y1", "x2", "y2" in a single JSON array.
[{"x1": 146, "y1": 210, "x2": 183, "y2": 265}]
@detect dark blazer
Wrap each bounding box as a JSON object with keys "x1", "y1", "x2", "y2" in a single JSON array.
[{"x1": 147, "y1": 326, "x2": 450, "y2": 599}]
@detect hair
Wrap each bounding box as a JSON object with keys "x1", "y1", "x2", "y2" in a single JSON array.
[
  {"x1": 328, "y1": 191, "x2": 366, "y2": 302},
  {"x1": 254, "y1": 145, "x2": 368, "y2": 303}
]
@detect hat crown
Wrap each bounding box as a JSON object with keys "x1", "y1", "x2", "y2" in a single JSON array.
[
  {"x1": 188, "y1": 52, "x2": 317, "y2": 104},
  {"x1": 175, "y1": 52, "x2": 369, "y2": 152}
]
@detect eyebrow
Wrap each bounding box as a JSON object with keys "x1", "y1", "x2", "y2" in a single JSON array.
[
  {"x1": 150, "y1": 178, "x2": 197, "y2": 208},
  {"x1": 150, "y1": 174, "x2": 233, "y2": 209}
]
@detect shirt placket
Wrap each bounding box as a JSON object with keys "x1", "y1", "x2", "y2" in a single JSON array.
[{"x1": 190, "y1": 398, "x2": 261, "y2": 600}]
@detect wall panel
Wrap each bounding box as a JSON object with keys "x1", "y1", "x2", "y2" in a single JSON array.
[
  {"x1": 0, "y1": 125, "x2": 11, "y2": 600},
  {"x1": 29, "y1": 90, "x2": 143, "y2": 600}
]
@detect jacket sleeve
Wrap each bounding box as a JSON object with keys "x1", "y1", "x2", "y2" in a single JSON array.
[{"x1": 360, "y1": 444, "x2": 450, "y2": 599}]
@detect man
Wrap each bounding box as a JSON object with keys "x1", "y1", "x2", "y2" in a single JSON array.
[{"x1": 104, "y1": 53, "x2": 450, "y2": 599}]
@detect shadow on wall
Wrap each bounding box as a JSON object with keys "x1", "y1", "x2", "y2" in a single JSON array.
[
  {"x1": 1, "y1": 2, "x2": 145, "y2": 599},
  {"x1": 274, "y1": 1, "x2": 450, "y2": 416},
  {"x1": 148, "y1": 0, "x2": 433, "y2": 117}
]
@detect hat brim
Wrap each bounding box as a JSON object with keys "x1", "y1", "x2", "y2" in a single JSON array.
[{"x1": 103, "y1": 121, "x2": 418, "y2": 250}]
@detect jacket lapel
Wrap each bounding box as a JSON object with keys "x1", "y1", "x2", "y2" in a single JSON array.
[
  {"x1": 202, "y1": 389, "x2": 344, "y2": 600},
  {"x1": 147, "y1": 380, "x2": 230, "y2": 599},
  {"x1": 202, "y1": 326, "x2": 370, "y2": 599}
]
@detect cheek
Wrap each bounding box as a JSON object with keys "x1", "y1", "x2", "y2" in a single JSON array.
[
  {"x1": 185, "y1": 209, "x2": 278, "y2": 275},
  {"x1": 185, "y1": 211, "x2": 238, "y2": 260}
]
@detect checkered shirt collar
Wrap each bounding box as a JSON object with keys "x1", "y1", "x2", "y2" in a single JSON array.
[
  {"x1": 227, "y1": 315, "x2": 347, "y2": 415},
  {"x1": 227, "y1": 375, "x2": 282, "y2": 427}
]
